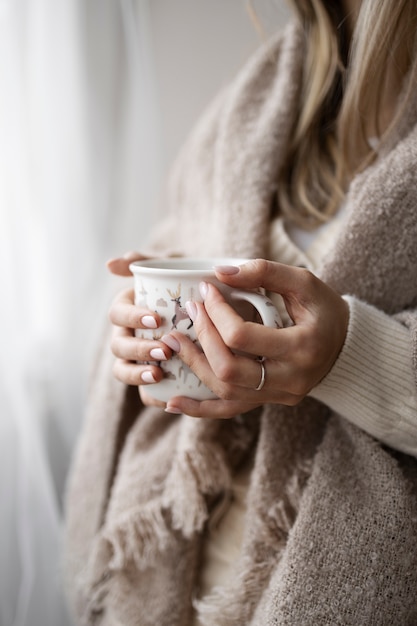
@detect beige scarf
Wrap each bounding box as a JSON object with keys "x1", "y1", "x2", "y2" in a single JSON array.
[{"x1": 64, "y1": 22, "x2": 417, "y2": 626}]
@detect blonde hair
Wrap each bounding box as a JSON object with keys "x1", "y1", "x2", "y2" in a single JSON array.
[{"x1": 276, "y1": 0, "x2": 417, "y2": 229}]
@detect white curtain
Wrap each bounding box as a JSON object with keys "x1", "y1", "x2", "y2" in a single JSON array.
[{"x1": 0, "y1": 1, "x2": 161, "y2": 624}]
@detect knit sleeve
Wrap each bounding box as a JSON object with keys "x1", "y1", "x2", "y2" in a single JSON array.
[{"x1": 309, "y1": 295, "x2": 417, "y2": 457}]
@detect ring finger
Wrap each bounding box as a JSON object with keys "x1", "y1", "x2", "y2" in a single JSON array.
[{"x1": 186, "y1": 301, "x2": 266, "y2": 391}]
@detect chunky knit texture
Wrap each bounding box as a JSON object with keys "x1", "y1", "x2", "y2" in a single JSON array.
[{"x1": 64, "y1": 22, "x2": 417, "y2": 626}]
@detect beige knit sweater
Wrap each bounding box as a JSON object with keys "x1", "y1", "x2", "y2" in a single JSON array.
[{"x1": 64, "y1": 22, "x2": 417, "y2": 626}]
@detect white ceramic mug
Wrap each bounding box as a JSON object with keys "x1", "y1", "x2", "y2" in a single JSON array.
[{"x1": 129, "y1": 257, "x2": 282, "y2": 402}]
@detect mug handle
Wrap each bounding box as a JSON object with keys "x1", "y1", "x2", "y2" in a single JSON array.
[{"x1": 229, "y1": 289, "x2": 283, "y2": 329}]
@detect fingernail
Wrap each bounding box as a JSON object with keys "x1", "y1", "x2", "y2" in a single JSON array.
[
  {"x1": 149, "y1": 348, "x2": 167, "y2": 361},
  {"x1": 199, "y1": 281, "x2": 209, "y2": 299},
  {"x1": 141, "y1": 370, "x2": 157, "y2": 383},
  {"x1": 185, "y1": 301, "x2": 198, "y2": 321},
  {"x1": 142, "y1": 315, "x2": 158, "y2": 329},
  {"x1": 161, "y1": 334, "x2": 181, "y2": 353},
  {"x1": 165, "y1": 405, "x2": 183, "y2": 414},
  {"x1": 214, "y1": 265, "x2": 240, "y2": 275}
]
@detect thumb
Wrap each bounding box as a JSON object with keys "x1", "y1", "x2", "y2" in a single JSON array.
[
  {"x1": 214, "y1": 259, "x2": 347, "y2": 328},
  {"x1": 214, "y1": 259, "x2": 310, "y2": 296},
  {"x1": 106, "y1": 251, "x2": 148, "y2": 277}
]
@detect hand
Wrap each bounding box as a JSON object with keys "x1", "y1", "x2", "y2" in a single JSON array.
[
  {"x1": 162, "y1": 259, "x2": 349, "y2": 418},
  {"x1": 107, "y1": 252, "x2": 173, "y2": 408}
]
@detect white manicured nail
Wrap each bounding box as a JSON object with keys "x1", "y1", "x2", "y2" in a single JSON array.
[
  {"x1": 142, "y1": 315, "x2": 158, "y2": 329},
  {"x1": 150, "y1": 348, "x2": 167, "y2": 361},
  {"x1": 141, "y1": 371, "x2": 157, "y2": 383}
]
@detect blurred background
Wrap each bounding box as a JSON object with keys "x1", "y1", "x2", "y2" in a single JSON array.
[{"x1": 0, "y1": 1, "x2": 289, "y2": 624}]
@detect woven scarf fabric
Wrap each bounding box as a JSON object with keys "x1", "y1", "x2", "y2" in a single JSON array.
[{"x1": 64, "y1": 22, "x2": 417, "y2": 626}]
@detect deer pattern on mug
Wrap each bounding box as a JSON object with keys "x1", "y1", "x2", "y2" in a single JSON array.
[{"x1": 167, "y1": 284, "x2": 194, "y2": 330}]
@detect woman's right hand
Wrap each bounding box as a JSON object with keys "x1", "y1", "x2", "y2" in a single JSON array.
[{"x1": 107, "y1": 252, "x2": 172, "y2": 407}]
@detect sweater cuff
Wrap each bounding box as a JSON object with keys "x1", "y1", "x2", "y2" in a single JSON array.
[{"x1": 309, "y1": 295, "x2": 417, "y2": 456}]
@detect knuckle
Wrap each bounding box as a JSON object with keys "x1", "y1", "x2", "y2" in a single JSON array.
[
  {"x1": 127, "y1": 308, "x2": 141, "y2": 328},
  {"x1": 296, "y1": 267, "x2": 318, "y2": 292},
  {"x1": 215, "y1": 360, "x2": 238, "y2": 384},
  {"x1": 110, "y1": 335, "x2": 120, "y2": 357},
  {"x1": 187, "y1": 351, "x2": 205, "y2": 374},
  {"x1": 108, "y1": 305, "x2": 118, "y2": 325},
  {"x1": 112, "y1": 359, "x2": 125, "y2": 383},
  {"x1": 109, "y1": 301, "x2": 141, "y2": 329},
  {"x1": 223, "y1": 322, "x2": 248, "y2": 351},
  {"x1": 218, "y1": 385, "x2": 237, "y2": 402},
  {"x1": 113, "y1": 359, "x2": 140, "y2": 386},
  {"x1": 197, "y1": 324, "x2": 211, "y2": 346},
  {"x1": 133, "y1": 340, "x2": 144, "y2": 362},
  {"x1": 127, "y1": 368, "x2": 141, "y2": 387},
  {"x1": 251, "y1": 257, "x2": 269, "y2": 276},
  {"x1": 251, "y1": 257, "x2": 277, "y2": 284}
]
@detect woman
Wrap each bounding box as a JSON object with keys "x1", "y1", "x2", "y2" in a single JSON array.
[{"x1": 64, "y1": 0, "x2": 417, "y2": 624}]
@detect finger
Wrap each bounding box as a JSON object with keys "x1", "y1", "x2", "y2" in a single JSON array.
[
  {"x1": 112, "y1": 358, "x2": 164, "y2": 386},
  {"x1": 214, "y1": 258, "x2": 305, "y2": 292},
  {"x1": 212, "y1": 266, "x2": 349, "y2": 388},
  {"x1": 164, "y1": 369, "x2": 305, "y2": 415},
  {"x1": 162, "y1": 329, "x2": 302, "y2": 404},
  {"x1": 183, "y1": 295, "x2": 325, "y2": 397},
  {"x1": 106, "y1": 251, "x2": 148, "y2": 276},
  {"x1": 111, "y1": 326, "x2": 171, "y2": 363},
  {"x1": 109, "y1": 288, "x2": 162, "y2": 329},
  {"x1": 186, "y1": 299, "x2": 265, "y2": 389},
  {"x1": 194, "y1": 294, "x2": 338, "y2": 397},
  {"x1": 165, "y1": 396, "x2": 261, "y2": 419},
  {"x1": 201, "y1": 283, "x2": 296, "y2": 359}
]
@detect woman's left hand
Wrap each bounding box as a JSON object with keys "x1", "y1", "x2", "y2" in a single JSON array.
[{"x1": 162, "y1": 259, "x2": 349, "y2": 418}]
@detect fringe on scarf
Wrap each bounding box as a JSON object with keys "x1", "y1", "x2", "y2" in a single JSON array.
[
  {"x1": 267, "y1": 457, "x2": 314, "y2": 535},
  {"x1": 99, "y1": 417, "x2": 232, "y2": 573},
  {"x1": 192, "y1": 457, "x2": 314, "y2": 626},
  {"x1": 162, "y1": 440, "x2": 232, "y2": 537},
  {"x1": 82, "y1": 415, "x2": 256, "y2": 624},
  {"x1": 103, "y1": 500, "x2": 172, "y2": 571}
]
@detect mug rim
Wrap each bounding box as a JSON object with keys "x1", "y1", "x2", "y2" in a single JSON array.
[{"x1": 129, "y1": 257, "x2": 251, "y2": 275}]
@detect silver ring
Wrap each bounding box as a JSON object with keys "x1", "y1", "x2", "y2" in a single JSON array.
[{"x1": 255, "y1": 358, "x2": 266, "y2": 391}]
